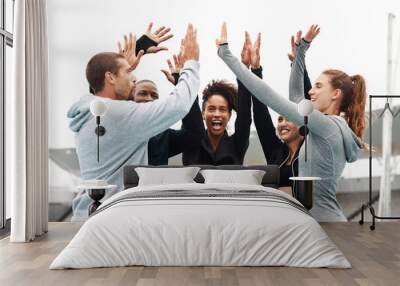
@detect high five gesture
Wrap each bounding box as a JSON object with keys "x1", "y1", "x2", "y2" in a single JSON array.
[
  {"x1": 144, "y1": 22, "x2": 174, "y2": 53},
  {"x1": 216, "y1": 22, "x2": 228, "y2": 46},
  {"x1": 304, "y1": 24, "x2": 320, "y2": 43},
  {"x1": 241, "y1": 31, "x2": 261, "y2": 69},
  {"x1": 181, "y1": 24, "x2": 199, "y2": 62},
  {"x1": 117, "y1": 33, "x2": 144, "y2": 70},
  {"x1": 288, "y1": 25, "x2": 320, "y2": 62}
]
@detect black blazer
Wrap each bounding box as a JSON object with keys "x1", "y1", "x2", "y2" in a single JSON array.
[
  {"x1": 148, "y1": 97, "x2": 204, "y2": 165},
  {"x1": 182, "y1": 78, "x2": 252, "y2": 165}
]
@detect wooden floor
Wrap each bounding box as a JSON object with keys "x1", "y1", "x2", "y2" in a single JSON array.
[{"x1": 0, "y1": 222, "x2": 399, "y2": 286}]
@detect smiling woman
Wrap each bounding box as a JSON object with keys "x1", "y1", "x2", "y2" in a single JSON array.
[
  {"x1": 202, "y1": 80, "x2": 237, "y2": 144},
  {"x1": 216, "y1": 22, "x2": 367, "y2": 222},
  {"x1": 181, "y1": 78, "x2": 252, "y2": 166}
]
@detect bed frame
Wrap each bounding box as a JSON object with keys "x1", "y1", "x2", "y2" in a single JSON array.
[{"x1": 123, "y1": 165, "x2": 280, "y2": 190}]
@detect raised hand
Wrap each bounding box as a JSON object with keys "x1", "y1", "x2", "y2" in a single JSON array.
[
  {"x1": 287, "y1": 31, "x2": 302, "y2": 62},
  {"x1": 250, "y1": 32, "x2": 261, "y2": 69},
  {"x1": 295, "y1": 30, "x2": 302, "y2": 45},
  {"x1": 216, "y1": 22, "x2": 227, "y2": 46},
  {"x1": 303, "y1": 24, "x2": 320, "y2": 43},
  {"x1": 117, "y1": 33, "x2": 144, "y2": 70},
  {"x1": 241, "y1": 31, "x2": 252, "y2": 67},
  {"x1": 161, "y1": 52, "x2": 183, "y2": 84},
  {"x1": 145, "y1": 22, "x2": 174, "y2": 53},
  {"x1": 181, "y1": 24, "x2": 199, "y2": 62}
]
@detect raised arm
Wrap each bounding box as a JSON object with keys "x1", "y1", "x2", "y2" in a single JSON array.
[
  {"x1": 288, "y1": 25, "x2": 320, "y2": 103},
  {"x1": 117, "y1": 24, "x2": 201, "y2": 141},
  {"x1": 251, "y1": 67, "x2": 284, "y2": 162},
  {"x1": 118, "y1": 22, "x2": 174, "y2": 57},
  {"x1": 304, "y1": 69, "x2": 312, "y2": 99},
  {"x1": 168, "y1": 97, "x2": 204, "y2": 157},
  {"x1": 288, "y1": 33, "x2": 312, "y2": 100},
  {"x1": 216, "y1": 23, "x2": 340, "y2": 139},
  {"x1": 248, "y1": 36, "x2": 284, "y2": 161},
  {"x1": 232, "y1": 31, "x2": 255, "y2": 157},
  {"x1": 117, "y1": 33, "x2": 144, "y2": 70},
  {"x1": 161, "y1": 52, "x2": 205, "y2": 157},
  {"x1": 161, "y1": 41, "x2": 185, "y2": 85}
]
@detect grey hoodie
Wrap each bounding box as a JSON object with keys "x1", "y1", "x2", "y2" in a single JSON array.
[
  {"x1": 218, "y1": 44, "x2": 362, "y2": 222},
  {"x1": 67, "y1": 60, "x2": 200, "y2": 220}
]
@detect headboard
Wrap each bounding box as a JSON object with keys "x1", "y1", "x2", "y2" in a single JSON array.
[{"x1": 123, "y1": 165, "x2": 280, "y2": 189}]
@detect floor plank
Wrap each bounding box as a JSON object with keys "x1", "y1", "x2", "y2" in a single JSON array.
[{"x1": 0, "y1": 222, "x2": 399, "y2": 286}]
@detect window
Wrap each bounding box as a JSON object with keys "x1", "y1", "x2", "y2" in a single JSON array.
[
  {"x1": 0, "y1": 0, "x2": 14, "y2": 231},
  {"x1": 5, "y1": 0, "x2": 13, "y2": 33}
]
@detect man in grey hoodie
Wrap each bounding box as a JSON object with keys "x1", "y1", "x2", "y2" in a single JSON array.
[{"x1": 67, "y1": 24, "x2": 200, "y2": 220}]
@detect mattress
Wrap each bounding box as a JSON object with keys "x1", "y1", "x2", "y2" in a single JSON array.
[{"x1": 50, "y1": 183, "x2": 350, "y2": 269}]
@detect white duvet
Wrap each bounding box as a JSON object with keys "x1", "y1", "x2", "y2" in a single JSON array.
[{"x1": 50, "y1": 183, "x2": 350, "y2": 269}]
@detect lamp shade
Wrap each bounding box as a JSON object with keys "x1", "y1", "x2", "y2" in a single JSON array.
[
  {"x1": 298, "y1": 99, "x2": 314, "y2": 116},
  {"x1": 90, "y1": 99, "x2": 108, "y2": 117}
]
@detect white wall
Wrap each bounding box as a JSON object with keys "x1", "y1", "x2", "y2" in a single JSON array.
[{"x1": 47, "y1": 0, "x2": 400, "y2": 171}]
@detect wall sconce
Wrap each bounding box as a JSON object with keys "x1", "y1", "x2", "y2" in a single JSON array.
[
  {"x1": 290, "y1": 99, "x2": 321, "y2": 210},
  {"x1": 90, "y1": 99, "x2": 108, "y2": 162}
]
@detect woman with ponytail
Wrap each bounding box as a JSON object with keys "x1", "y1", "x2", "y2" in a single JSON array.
[{"x1": 217, "y1": 23, "x2": 366, "y2": 222}]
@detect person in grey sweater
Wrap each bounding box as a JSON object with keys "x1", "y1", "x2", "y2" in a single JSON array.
[
  {"x1": 67, "y1": 24, "x2": 200, "y2": 220},
  {"x1": 216, "y1": 23, "x2": 366, "y2": 222}
]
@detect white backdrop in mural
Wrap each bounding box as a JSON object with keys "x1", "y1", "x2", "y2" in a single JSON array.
[{"x1": 47, "y1": 0, "x2": 400, "y2": 186}]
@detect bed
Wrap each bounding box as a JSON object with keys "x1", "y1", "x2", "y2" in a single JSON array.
[{"x1": 50, "y1": 165, "x2": 350, "y2": 269}]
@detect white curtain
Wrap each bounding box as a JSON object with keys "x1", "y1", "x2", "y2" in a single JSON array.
[{"x1": 9, "y1": 0, "x2": 49, "y2": 242}]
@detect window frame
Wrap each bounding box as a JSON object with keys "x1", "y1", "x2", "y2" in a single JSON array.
[{"x1": 0, "y1": 0, "x2": 14, "y2": 231}]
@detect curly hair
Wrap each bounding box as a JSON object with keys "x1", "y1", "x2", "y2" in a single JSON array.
[{"x1": 202, "y1": 80, "x2": 238, "y2": 112}]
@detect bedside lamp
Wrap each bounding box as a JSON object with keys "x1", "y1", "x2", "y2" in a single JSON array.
[
  {"x1": 77, "y1": 180, "x2": 116, "y2": 216},
  {"x1": 90, "y1": 99, "x2": 108, "y2": 162}
]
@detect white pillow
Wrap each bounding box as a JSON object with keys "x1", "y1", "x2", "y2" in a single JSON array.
[
  {"x1": 135, "y1": 167, "x2": 200, "y2": 186},
  {"x1": 200, "y1": 169, "x2": 266, "y2": 185}
]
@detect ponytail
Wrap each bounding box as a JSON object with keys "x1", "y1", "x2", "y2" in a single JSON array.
[
  {"x1": 322, "y1": 70, "x2": 367, "y2": 138},
  {"x1": 347, "y1": 75, "x2": 367, "y2": 138}
]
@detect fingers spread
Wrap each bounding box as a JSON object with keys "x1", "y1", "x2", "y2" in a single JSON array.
[
  {"x1": 159, "y1": 34, "x2": 174, "y2": 43},
  {"x1": 155, "y1": 26, "x2": 166, "y2": 35},
  {"x1": 180, "y1": 39, "x2": 185, "y2": 53},
  {"x1": 255, "y1": 32, "x2": 261, "y2": 48},
  {"x1": 156, "y1": 46, "x2": 168, "y2": 51},
  {"x1": 315, "y1": 26, "x2": 321, "y2": 36},
  {"x1": 133, "y1": 49, "x2": 144, "y2": 67},
  {"x1": 157, "y1": 27, "x2": 171, "y2": 38},
  {"x1": 129, "y1": 33, "x2": 134, "y2": 51},
  {"x1": 173, "y1": 54, "x2": 179, "y2": 67},
  {"x1": 186, "y1": 23, "x2": 194, "y2": 38},
  {"x1": 296, "y1": 30, "x2": 302, "y2": 44},
  {"x1": 221, "y1": 22, "x2": 227, "y2": 39},
  {"x1": 245, "y1": 31, "x2": 251, "y2": 46},
  {"x1": 146, "y1": 22, "x2": 153, "y2": 34},
  {"x1": 161, "y1": 69, "x2": 170, "y2": 77},
  {"x1": 137, "y1": 49, "x2": 144, "y2": 57},
  {"x1": 216, "y1": 22, "x2": 227, "y2": 45},
  {"x1": 124, "y1": 34, "x2": 128, "y2": 50},
  {"x1": 167, "y1": 59, "x2": 173, "y2": 70},
  {"x1": 131, "y1": 33, "x2": 137, "y2": 53}
]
